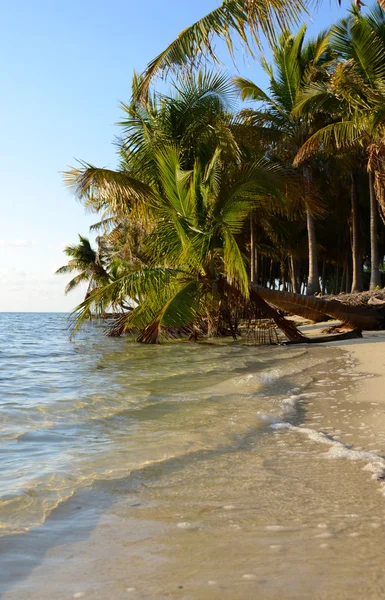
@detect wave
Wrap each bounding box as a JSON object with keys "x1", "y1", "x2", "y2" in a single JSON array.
[
  {"x1": 268, "y1": 419, "x2": 385, "y2": 493},
  {"x1": 0, "y1": 333, "x2": 370, "y2": 538}
]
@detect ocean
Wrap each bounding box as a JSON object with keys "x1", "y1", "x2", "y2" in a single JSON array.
[{"x1": 1, "y1": 313, "x2": 385, "y2": 599}]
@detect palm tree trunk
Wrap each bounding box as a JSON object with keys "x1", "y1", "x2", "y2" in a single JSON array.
[
  {"x1": 272, "y1": 298, "x2": 328, "y2": 322},
  {"x1": 289, "y1": 255, "x2": 298, "y2": 293},
  {"x1": 345, "y1": 256, "x2": 351, "y2": 292},
  {"x1": 250, "y1": 216, "x2": 255, "y2": 283},
  {"x1": 253, "y1": 284, "x2": 385, "y2": 330},
  {"x1": 350, "y1": 172, "x2": 363, "y2": 293},
  {"x1": 340, "y1": 261, "x2": 346, "y2": 293},
  {"x1": 306, "y1": 209, "x2": 320, "y2": 295},
  {"x1": 249, "y1": 289, "x2": 308, "y2": 342},
  {"x1": 269, "y1": 259, "x2": 274, "y2": 289},
  {"x1": 369, "y1": 171, "x2": 381, "y2": 290},
  {"x1": 255, "y1": 247, "x2": 259, "y2": 285},
  {"x1": 321, "y1": 256, "x2": 326, "y2": 294}
]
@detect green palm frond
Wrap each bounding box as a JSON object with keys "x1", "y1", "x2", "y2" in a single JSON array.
[
  {"x1": 293, "y1": 120, "x2": 366, "y2": 165},
  {"x1": 222, "y1": 225, "x2": 249, "y2": 296},
  {"x1": 70, "y1": 266, "x2": 182, "y2": 334},
  {"x1": 64, "y1": 273, "x2": 89, "y2": 295},
  {"x1": 332, "y1": 12, "x2": 385, "y2": 87},
  {"x1": 292, "y1": 81, "x2": 341, "y2": 117},
  {"x1": 137, "y1": 278, "x2": 207, "y2": 344},
  {"x1": 63, "y1": 162, "x2": 157, "y2": 216},
  {"x1": 137, "y1": 0, "x2": 309, "y2": 99}
]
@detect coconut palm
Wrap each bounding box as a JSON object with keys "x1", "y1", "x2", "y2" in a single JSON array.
[
  {"x1": 137, "y1": 0, "x2": 371, "y2": 100},
  {"x1": 120, "y1": 70, "x2": 240, "y2": 181},
  {"x1": 293, "y1": 5, "x2": 385, "y2": 289},
  {"x1": 234, "y1": 26, "x2": 334, "y2": 294},
  {"x1": 137, "y1": 0, "x2": 309, "y2": 99},
  {"x1": 67, "y1": 145, "x2": 306, "y2": 342},
  {"x1": 67, "y1": 71, "x2": 241, "y2": 226},
  {"x1": 55, "y1": 235, "x2": 110, "y2": 298}
]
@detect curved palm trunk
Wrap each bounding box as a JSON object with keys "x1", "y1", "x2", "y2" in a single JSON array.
[
  {"x1": 306, "y1": 209, "x2": 320, "y2": 295},
  {"x1": 253, "y1": 284, "x2": 385, "y2": 330},
  {"x1": 369, "y1": 171, "x2": 381, "y2": 291},
  {"x1": 350, "y1": 172, "x2": 363, "y2": 293},
  {"x1": 249, "y1": 289, "x2": 308, "y2": 342},
  {"x1": 272, "y1": 299, "x2": 328, "y2": 322}
]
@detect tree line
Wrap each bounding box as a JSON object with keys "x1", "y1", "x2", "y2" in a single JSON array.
[{"x1": 57, "y1": 4, "x2": 385, "y2": 342}]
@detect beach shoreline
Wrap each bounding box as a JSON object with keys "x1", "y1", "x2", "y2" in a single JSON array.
[{"x1": 2, "y1": 325, "x2": 385, "y2": 600}]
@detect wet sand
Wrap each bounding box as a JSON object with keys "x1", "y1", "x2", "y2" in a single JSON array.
[{"x1": 2, "y1": 327, "x2": 385, "y2": 600}]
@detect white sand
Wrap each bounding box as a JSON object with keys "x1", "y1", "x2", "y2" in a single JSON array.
[
  {"x1": 301, "y1": 322, "x2": 385, "y2": 404},
  {"x1": 2, "y1": 326, "x2": 385, "y2": 600}
]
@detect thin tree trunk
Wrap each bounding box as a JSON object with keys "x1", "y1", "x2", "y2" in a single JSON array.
[
  {"x1": 262, "y1": 256, "x2": 267, "y2": 287},
  {"x1": 346, "y1": 256, "x2": 350, "y2": 293},
  {"x1": 289, "y1": 255, "x2": 297, "y2": 293},
  {"x1": 250, "y1": 216, "x2": 255, "y2": 283},
  {"x1": 321, "y1": 256, "x2": 326, "y2": 295},
  {"x1": 339, "y1": 261, "x2": 346, "y2": 294},
  {"x1": 369, "y1": 171, "x2": 381, "y2": 290},
  {"x1": 334, "y1": 242, "x2": 340, "y2": 295},
  {"x1": 269, "y1": 259, "x2": 274, "y2": 289},
  {"x1": 306, "y1": 209, "x2": 320, "y2": 295},
  {"x1": 255, "y1": 247, "x2": 259, "y2": 286},
  {"x1": 350, "y1": 172, "x2": 363, "y2": 293}
]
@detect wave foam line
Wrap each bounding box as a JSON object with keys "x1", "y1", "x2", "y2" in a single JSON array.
[{"x1": 270, "y1": 421, "x2": 385, "y2": 492}]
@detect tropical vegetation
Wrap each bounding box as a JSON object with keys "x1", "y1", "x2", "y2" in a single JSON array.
[{"x1": 57, "y1": 3, "x2": 385, "y2": 342}]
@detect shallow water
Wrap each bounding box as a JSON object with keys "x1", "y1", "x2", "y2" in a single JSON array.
[{"x1": 1, "y1": 313, "x2": 385, "y2": 599}]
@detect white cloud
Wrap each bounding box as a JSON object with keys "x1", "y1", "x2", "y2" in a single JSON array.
[
  {"x1": 0, "y1": 269, "x2": 27, "y2": 282},
  {"x1": 0, "y1": 239, "x2": 35, "y2": 248}
]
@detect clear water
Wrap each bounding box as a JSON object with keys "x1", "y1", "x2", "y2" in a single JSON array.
[{"x1": 1, "y1": 313, "x2": 385, "y2": 599}]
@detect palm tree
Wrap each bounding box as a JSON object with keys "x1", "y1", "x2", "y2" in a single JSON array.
[
  {"x1": 293, "y1": 6, "x2": 385, "y2": 290},
  {"x1": 119, "y1": 70, "x2": 241, "y2": 183},
  {"x1": 136, "y1": 0, "x2": 375, "y2": 100},
  {"x1": 137, "y1": 0, "x2": 310, "y2": 99},
  {"x1": 234, "y1": 26, "x2": 334, "y2": 295},
  {"x1": 55, "y1": 235, "x2": 109, "y2": 298},
  {"x1": 67, "y1": 145, "x2": 306, "y2": 342},
  {"x1": 253, "y1": 282, "x2": 385, "y2": 329}
]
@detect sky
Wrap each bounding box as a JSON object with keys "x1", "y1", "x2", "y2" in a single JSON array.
[{"x1": 0, "y1": 0, "x2": 354, "y2": 311}]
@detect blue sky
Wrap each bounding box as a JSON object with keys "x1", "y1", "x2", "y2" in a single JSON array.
[{"x1": 0, "y1": 0, "x2": 353, "y2": 311}]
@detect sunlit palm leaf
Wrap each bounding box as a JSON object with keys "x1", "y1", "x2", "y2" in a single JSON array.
[
  {"x1": 138, "y1": 0, "x2": 309, "y2": 99},
  {"x1": 63, "y1": 163, "x2": 157, "y2": 216}
]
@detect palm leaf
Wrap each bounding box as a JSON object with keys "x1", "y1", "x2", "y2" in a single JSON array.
[
  {"x1": 293, "y1": 120, "x2": 366, "y2": 165},
  {"x1": 137, "y1": 0, "x2": 308, "y2": 99},
  {"x1": 63, "y1": 163, "x2": 158, "y2": 216}
]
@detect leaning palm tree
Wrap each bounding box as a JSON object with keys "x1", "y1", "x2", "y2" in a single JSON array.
[
  {"x1": 67, "y1": 146, "x2": 385, "y2": 338},
  {"x1": 234, "y1": 26, "x2": 334, "y2": 294},
  {"x1": 67, "y1": 145, "x2": 307, "y2": 343},
  {"x1": 55, "y1": 235, "x2": 110, "y2": 298}
]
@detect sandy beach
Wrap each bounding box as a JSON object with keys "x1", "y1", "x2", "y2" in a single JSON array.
[
  {"x1": 2, "y1": 324, "x2": 385, "y2": 600},
  {"x1": 5, "y1": 0, "x2": 385, "y2": 595}
]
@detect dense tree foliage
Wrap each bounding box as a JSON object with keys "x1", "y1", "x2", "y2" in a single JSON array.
[{"x1": 58, "y1": 4, "x2": 385, "y2": 342}]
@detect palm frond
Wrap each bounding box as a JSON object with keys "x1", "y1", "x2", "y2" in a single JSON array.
[
  {"x1": 63, "y1": 162, "x2": 157, "y2": 216},
  {"x1": 294, "y1": 120, "x2": 365, "y2": 165},
  {"x1": 137, "y1": 0, "x2": 308, "y2": 99}
]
